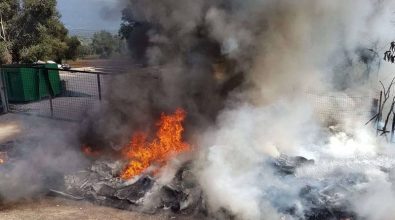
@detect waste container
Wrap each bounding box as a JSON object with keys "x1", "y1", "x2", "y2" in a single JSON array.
[
  {"x1": 38, "y1": 63, "x2": 62, "y2": 98},
  {"x1": 2, "y1": 64, "x2": 61, "y2": 102}
]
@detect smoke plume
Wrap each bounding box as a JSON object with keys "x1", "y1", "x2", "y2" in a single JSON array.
[
  {"x1": 0, "y1": 117, "x2": 88, "y2": 202},
  {"x1": 83, "y1": 0, "x2": 395, "y2": 219}
]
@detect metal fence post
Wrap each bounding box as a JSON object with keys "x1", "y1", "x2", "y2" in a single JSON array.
[
  {"x1": 97, "y1": 73, "x2": 102, "y2": 101},
  {"x1": 43, "y1": 68, "x2": 54, "y2": 118},
  {"x1": 0, "y1": 66, "x2": 9, "y2": 113},
  {"x1": 49, "y1": 90, "x2": 54, "y2": 118}
]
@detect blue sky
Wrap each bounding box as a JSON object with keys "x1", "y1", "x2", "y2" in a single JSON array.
[{"x1": 57, "y1": 0, "x2": 122, "y2": 32}]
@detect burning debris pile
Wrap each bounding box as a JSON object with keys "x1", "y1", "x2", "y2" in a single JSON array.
[
  {"x1": 120, "y1": 108, "x2": 190, "y2": 180},
  {"x1": 51, "y1": 160, "x2": 204, "y2": 216},
  {"x1": 51, "y1": 152, "x2": 391, "y2": 220},
  {"x1": 270, "y1": 155, "x2": 359, "y2": 219},
  {"x1": 3, "y1": 0, "x2": 395, "y2": 220},
  {"x1": 75, "y1": 0, "x2": 395, "y2": 218},
  {"x1": 50, "y1": 109, "x2": 203, "y2": 216}
]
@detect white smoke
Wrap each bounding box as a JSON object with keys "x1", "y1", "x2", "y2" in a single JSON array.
[
  {"x1": 0, "y1": 116, "x2": 89, "y2": 202},
  {"x1": 110, "y1": 0, "x2": 395, "y2": 219},
  {"x1": 190, "y1": 0, "x2": 395, "y2": 219},
  {"x1": 196, "y1": 102, "x2": 319, "y2": 219}
]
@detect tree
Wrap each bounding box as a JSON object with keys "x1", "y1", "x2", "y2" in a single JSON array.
[
  {"x1": 0, "y1": 0, "x2": 18, "y2": 64},
  {"x1": 65, "y1": 36, "x2": 81, "y2": 60},
  {"x1": 0, "y1": 0, "x2": 75, "y2": 63},
  {"x1": 16, "y1": 0, "x2": 69, "y2": 63},
  {"x1": 91, "y1": 31, "x2": 117, "y2": 58},
  {"x1": 0, "y1": 42, "x2": 12, "y2": 64}
]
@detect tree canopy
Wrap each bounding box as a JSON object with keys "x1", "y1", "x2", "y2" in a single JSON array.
[
  {"x1": 0, "y1": 0, "x2": 81, "y2": 64},
  {"x1": 91, "y1": 31, "x2": 120, "y2": 59}
]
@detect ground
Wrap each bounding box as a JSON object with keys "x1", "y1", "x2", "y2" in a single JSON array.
[
  {"x1": 0, "y1": 113, "x2": 23, "y2": 143},
  {"x1": 0, "y1": 197, "x2": 171, "y2": 220}
]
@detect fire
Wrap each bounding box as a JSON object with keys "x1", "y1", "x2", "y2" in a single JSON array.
[
  {"x1": 121, "y1": 108, "x2": 190, "y2": 179},
  {"x1": 0, "y1": 152, "x2": 7, "y2": 165},
  {"x1": 81, "y1": 145, "x2": 100, "y2": 158}
]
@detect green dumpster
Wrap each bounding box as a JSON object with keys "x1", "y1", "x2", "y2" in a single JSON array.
[
  {"x1": 2, "y1": 64, "x2": 62, "y2": 102},
  {"x1": 38, "y1": 64, "x2": 62, "y2": 98}
]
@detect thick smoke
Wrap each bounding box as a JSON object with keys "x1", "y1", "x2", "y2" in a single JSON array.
[
  {"x1": 99, "y1": 0, "x2": 127, "y2": 22},
  {"x1": 85, "y1": 0, "x2": 395, "y2": 219},
  {"x1": 0, "y1": 117, "x2": 88, "y2": 202}
]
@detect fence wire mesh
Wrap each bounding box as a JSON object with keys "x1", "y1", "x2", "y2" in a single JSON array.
[
  {"x1": 0, "y1": 65, "x2": 381, "y2": 126},
  {"x1": 306, "y1": 92, "x2": 378, "y2": 126},
  {"x1": 3, "y1": 68, "x2": 109, "y2": 121}
]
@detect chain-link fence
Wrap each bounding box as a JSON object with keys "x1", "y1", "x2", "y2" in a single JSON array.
[
  {"x1": 0, "y1": 65, "x2": 382, "y2": 129},
  {"x1": 0, "y1": 65, "x2": 111, "y2": 121},
  {"x1": 307, "y1": 92, "x2": 378, "y2": 125}
]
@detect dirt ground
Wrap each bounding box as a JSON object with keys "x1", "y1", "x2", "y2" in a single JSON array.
[
  {"x1": 0, "y1": 197, "x2": 180, "y2": 220},
  {"x1": 0, "y1": 114, "x2": 23, "y2": 143}
]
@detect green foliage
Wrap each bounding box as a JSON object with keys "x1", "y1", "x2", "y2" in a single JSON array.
[
  {"x1": 0, "y1": 42, "x2": 12, "y2": 64},
  {"x1": 20, "y1": 36, "x2": 68, "y2": 63},
  {"x1": 77, "y1": 44, "x2": 94, "y2": 58},
  {"x1": 91, "y1": 31, "x2": 118, "y2": 58},
  {"x1": 65, "y1": 36, "x2": 81, "y2": 60},
  {"x1": 0, "y1": 0, "x2": 18, "y2": 63},
  {"x1": 0, "y1": 0, "x2": 19, "y2": 21},
  {"x1": 0, "y1": 0, "x2": 84, "y2": 63},
  {"x1": 14, "y1": 0, "x2": 68, "y2": 63}
]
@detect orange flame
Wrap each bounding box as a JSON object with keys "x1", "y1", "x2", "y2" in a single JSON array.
[
  {"x1": 81, "y1": 145, "x2": 101, "y2": 158},
  {"x1": 121, "y1": 108, "x2": 190, "y2": 179},
  {"x1": 0, "y1": 152, "x2": 8, "y2": 165}
]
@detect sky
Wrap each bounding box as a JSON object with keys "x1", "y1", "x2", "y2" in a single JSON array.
[{"x1": 57, "y1": 0, "x2": 122, "y2": 33}]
